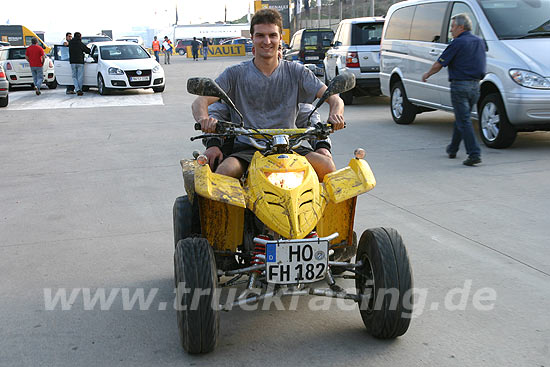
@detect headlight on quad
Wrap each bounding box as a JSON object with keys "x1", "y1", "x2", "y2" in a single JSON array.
[
  {"x1": 265, "y1": 171, "x2": 304, "y2": 190},
  {"x1": 509, "y1": 69, "x2": 550, "y2": 89},
  {"x1": 108, "y1": 67, "x2": 124, "y2": 75},
  {"x1": 152, "y1": 65, "x2": 161, "y2": 73}
]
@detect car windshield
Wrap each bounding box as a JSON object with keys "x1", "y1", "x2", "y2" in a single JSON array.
[
  {"x1": 480, "y1": 0, "x2": 550, "y2": 39},
  {"x1": 303, "y1": 31, "x2": 334, "y2": 48},
  {"x1": 100, "y1": 45, "x2": 150, "y2": 60},
  {"x1": 351, "y1": 22, "x2": 384, "y2": 45},
  {"x1": 8, "y1": 48, "x2": 26, "y2": 60},
  {"x1": 82, "y1": 37, "x2": 111, "y2": 45}
]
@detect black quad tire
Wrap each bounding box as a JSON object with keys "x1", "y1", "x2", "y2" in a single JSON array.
[
  {"x1": 478, "y1": 93, "x2": 517, "y2": 148},
  {"x1": 98, "y1": 74, "x2": 110, "y2": 95},
  {"x1": 0, "y1": 95, "x2": 8, "y2": 108},
  {"x1": 174, "y1": 237, "x2": 219, "y2": 354},
  {"x1": 355, "y1": 227, "x2": 413, "y2": 339},
  {"x1": 390, "y1": 81, "x2": 417, "y2": 125},
  {"x1": 173, "y1": 195, "x2": 201, "y2": 247}
]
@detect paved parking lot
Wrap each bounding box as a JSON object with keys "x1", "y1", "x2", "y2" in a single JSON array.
[{"x1": 1, "y1": 55, "x2": 549, "y2": 366}]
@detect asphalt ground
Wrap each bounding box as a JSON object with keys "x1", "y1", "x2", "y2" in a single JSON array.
[{"x1": 1, "y1": 55, "x2": 549, "y2": 366}]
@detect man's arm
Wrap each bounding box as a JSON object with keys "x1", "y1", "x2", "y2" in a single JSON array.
[
  {"x1": 191, "y1": 96, "x2": 221, "y2": 132},
  {"x1": 315, "y1": 85, "x2": 345, "y2": 130},
  {"x1": 422, "y1": 61, "x2": 443, "y2": 82}
]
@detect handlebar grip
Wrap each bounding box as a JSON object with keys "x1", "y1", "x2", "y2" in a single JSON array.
[{"x1": 194, "y1": 122, "x2": 201, "y2": 131}]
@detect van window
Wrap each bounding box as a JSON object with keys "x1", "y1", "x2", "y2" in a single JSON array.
[
  {"x1": 480, "y1": 0, "x2": 550, "y2": 39},
  {"x1": 448, "y1": 2, "x2": 482, "y2": 42},
  {"x1": 351, "y1": 22, "x2": 384, "y2": 45},
  {"x1": 410, "y1": 3, "x2": 448, "y2": 42},
  {"x1": 385, "y1": 6, "x2": 416, "y2": 40},
  {"x1": 337, "y1": 23, "x2": 352, "y2": 45}
]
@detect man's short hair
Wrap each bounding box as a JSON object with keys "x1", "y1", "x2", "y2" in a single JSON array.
[
  {"x1": 66, "y1": 32, "x2": 72, "y2": 37},
  {"x1": 74, "y1": 32, "x2": 81, "y2": 39},
  {"x1": 452, "y1": 13, "x2": 473, "y2": 32},
  {"x1": 31, "y1": 37, "x2": 38, "y2": 44},
  {"x1": 250, "y1": 8, "x2": 283, "y2": 36}
]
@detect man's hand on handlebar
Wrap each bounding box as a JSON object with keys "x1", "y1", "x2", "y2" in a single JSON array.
[
  {"x1": 327, "y1": 112, "x2": 345, "y2": 130},
  {"x1": 199, "y1": 116, "x2": 218, "y2": 133}
]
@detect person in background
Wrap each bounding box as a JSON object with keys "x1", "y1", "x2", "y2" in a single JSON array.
[
  {"x1": 162, "y1": 36, "x2": 173, "y2": 64},
  {"x1": 191, "y1": 37, "x2": 200, "y2": 61},
  {"x1": 25, "y1": 37, "x2": 45, "y2": 96},
  {"x1": 68, "y1": 32, "x2": 91, "y2": 96},
  {"x1": 62, "y1": 32, "x2": 75, "y2": 94},
  {"x1": 202, "y1": 37, "x2": 209, "y2": 60},
  {"x1": 152, "y1": 36, "x2": 161, "y2": 63},
  {"x1": 422, "y1": 13, "x2": 486, "y2": 166}
]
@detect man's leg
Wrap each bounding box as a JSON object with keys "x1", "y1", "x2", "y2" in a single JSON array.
[
  {"x1": 70, "y1": 64, "x2": 78, "y2": 92},
  {"x1": 77, "y1": 64, "x2": 84, "y2": 93},
  {"x1": 305, "y1": 150, "x2": 336, "y2": 181},
  {"x1": 167, "y1": 52, "x2": 171, "y2": 64},
  {"x1": 215, "y1": 157, "x2": 246, "y2": 179}
]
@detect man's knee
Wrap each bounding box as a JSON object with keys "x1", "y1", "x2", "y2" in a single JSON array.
[
  {"x1": 215, "y1": 157, "x2": 244, "y2": 178},
  {"x1": 306, "y1": 151, "x2": 336, "y2": 181}
]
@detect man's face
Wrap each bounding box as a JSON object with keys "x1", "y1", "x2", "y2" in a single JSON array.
[
  {"x1": 66, "y1": 34, "x2": 72, "y2": 41},
  {"x1": 450, "y1": 20, "x2": 465, "y2": 38},
  {"x1": 252, "y1": 23, "x2": 281, "y2": 60}
]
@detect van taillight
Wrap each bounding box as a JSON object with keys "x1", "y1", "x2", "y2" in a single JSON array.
[
  {"x1": 6, "y1": 62, "x2": 12, "y2": 70},
  {"x1": 0, "y1": 70, "x2": 5, "y2": 78},
  {"x1": 345, "y1": 52, "x2": 359, "y2": 68}
]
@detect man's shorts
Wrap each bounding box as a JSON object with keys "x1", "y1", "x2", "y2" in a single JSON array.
[{"x1": 229, "y1": 142, "x2": 313, "y2": 168}]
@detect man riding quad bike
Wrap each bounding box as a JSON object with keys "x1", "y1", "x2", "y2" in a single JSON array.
[{"x1": 173, "y1": 74, "x2": 414, "y2": 354}]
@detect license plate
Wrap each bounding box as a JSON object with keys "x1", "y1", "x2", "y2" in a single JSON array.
[
  {"x1": 130, "y1": 76, "x2": 149, "y2": 81},
  {"x1": 305, "y1": 56, "x2": 319, "y2": 61},
  {"x1": 266, "y1": 239, "x2": 328, "y2": 284},
  {"x1": 21, "y1": 63, "x2": 29, "y2": 68}
]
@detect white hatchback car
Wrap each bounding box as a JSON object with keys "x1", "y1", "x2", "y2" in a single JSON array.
[
  {"x1": 53, "y1": 41, "x2": 165, "y2": 94},
  {"x1": 0, "y1": 64, "x2": 9, "y2": 107},
  {"x1": 0, "y1": 46, "x2": 57, "y2": 90}
]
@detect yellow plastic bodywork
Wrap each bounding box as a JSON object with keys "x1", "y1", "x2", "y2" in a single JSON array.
[
  {"x1": 198, "y1": 196, "x2": 244, "y2": 252},
  {"x1": 323, "y1": 158, "x2": 376, "y2": 204},
  {"x1": 194, "y1": 164, "x2": 246, "y2": 208},
  {"x1": 317, "y1": 197, "x2": 357, "y2": 246},
  {"x1": 244, "y1": 152, "x2": 328, "y2": 239}
]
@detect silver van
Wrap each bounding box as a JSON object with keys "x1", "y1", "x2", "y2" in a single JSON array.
[{"x1": 380, "y1": 0, "x2": 550, "y2": 148}]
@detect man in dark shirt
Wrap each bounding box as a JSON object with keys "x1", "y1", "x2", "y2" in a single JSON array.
[
  {"x1": 191, "y1": 37, "x2": 200, "y2": 61},
  {"x1": 423, "y1": 13, "x2": 486, "y2": 166},
  {"x1": 68, "y1": 32, "x2": 91, "y2": 96}
]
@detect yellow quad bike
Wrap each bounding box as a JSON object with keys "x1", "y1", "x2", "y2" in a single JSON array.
[{"x1": 173, "y1": 74, "x2": 413, "y2": 354}]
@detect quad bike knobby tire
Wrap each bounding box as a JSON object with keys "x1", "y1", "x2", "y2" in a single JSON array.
[
  {"x1": 173, "y1": 195, "x2": 201, "y2": 247},
  {"x1": 355, "y1": 227, "x2": 413, "y2": 338},
  {"x1": 174, "y1": 237, "x2": 219, "y2": 354}
]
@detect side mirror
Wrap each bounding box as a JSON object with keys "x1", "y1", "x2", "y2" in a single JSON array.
[{"x1": 187, "y1": 77, "x2": 244, "y2": 124}]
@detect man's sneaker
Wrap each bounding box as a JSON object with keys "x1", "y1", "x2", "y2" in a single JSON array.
[
  {"x1": 66, "y1": 90, "x2": 76, "y2": 95},
  {"x1": 77, "y1": 90, "x2": 83, "y2": 96},
  {"x1": 35, "y1": 87, "x2": 40, "y2": 95},
  {"x1": 446, "y1": 145, "x2": 456, "y2": 159},
  {"x1": 463, "y1": 156, "x2": 482, "y2": 166}
]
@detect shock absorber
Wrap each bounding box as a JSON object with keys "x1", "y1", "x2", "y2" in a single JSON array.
[{"x1": 248, "y1": 235, "x2": 269, "y2": 289}]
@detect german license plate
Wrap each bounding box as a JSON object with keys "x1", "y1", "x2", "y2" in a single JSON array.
[
  {"x1": 305, "y1": 55, "x2": 319, "y2": 61},
  {"x1": 130, "y1": 76, "x2": 149, "y2": 81},
  {"x1": 266, "y1": 239, "x2": 328, "y2": 284}
]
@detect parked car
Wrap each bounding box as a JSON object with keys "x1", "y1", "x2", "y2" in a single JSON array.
[
  {"x1": 81, "y1": 35, "x2": 112, "y2": 45},
  {"x1": 0, "y1": 46, "x2": 56, "y2": 90},
  {"x1": 0, "y1": 64, "x2": 8, "y2": 107},
  {"x1": 284, "y1": 28, "x2": 334, "y2": 76},
  {"x1": 175, "y1": 39, "x2": 202, "y2": 55},
  {"x1": 53, "y1": 41, "x2": 165, "y2": 94},
  {"x1": 380, "y1": 0, "x2": 550, "y2": 148},
  {"x1": 324, "y1": 17, "x2": 385, "y2": 105},
  {"x1": 221, "y1": 37, "x2": 252, "y2": 52},
  {"x1": 116, "y1": 36, "x2": 144, "y2": 47},
  {"x1": 0, "y1": 41, "x2": 10, "y2": 47}
]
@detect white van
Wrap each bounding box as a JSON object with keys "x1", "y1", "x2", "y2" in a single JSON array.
[{"x1": 380, "y1": 0, "x2": 550, "y2": 148}]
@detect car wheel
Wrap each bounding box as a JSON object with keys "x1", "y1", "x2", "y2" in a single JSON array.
[
  {"x1": 355, "y1": 227, "x2": 413, "y2": 339},
  {"x1": 174, "y1": 237, "x2": 219, "y2": 354},
  {"x1": 390, "y1": 81, "x2": 417, "y2": 124},
  {"x1": 178, "y1": 49, "x2": 185, "y2": 56},
  {"x1": 478, "y1": 93, "x2": 517, "y2": 149},
  {"x1": 0, "y1": 95, "x2": 8, "y2": 108},
  {"x1": 98, "y1": 74, "x2": 110, "y2": 95},
  {"x1": 47, "y1": 79, "x2": 58, "y2": 89},
  {"x1": 153, "y1": 85, "x2": 165, "y2": 93}
]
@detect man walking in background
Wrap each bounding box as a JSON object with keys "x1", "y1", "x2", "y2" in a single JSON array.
[
  {"x1": 162, "y1": 36, "x2": 173, "y2": 64},
  {"x1": 25, "y1": 38, "x2": 45, "y2": 96},
  {"x1": 191, "y1": 37, "x2": 200, "y2": 61},
  {"x1": 202, "y1": 37, "x2": 209, "y2": 60},
  {"x1": 68, "y1": 32, "x2": 91, "y2": 96},
  {"x1": 62, "y1": 32, "x2": 75, "y2": 94},
  {"x1": 423, "y1": 13, "x2": 486, "y2": 166},
  {"x1": 152, "y1": 36, "x2": 161, "y2": 63}
]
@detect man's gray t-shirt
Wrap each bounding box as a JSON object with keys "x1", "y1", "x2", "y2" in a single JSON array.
[{"x1": 215, "y1": 59, "x2": 323, "y2": 133}]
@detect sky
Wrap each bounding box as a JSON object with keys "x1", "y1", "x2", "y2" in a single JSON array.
[{"x1": 2, "y1": 0, "x2": 253, "y2": 42}]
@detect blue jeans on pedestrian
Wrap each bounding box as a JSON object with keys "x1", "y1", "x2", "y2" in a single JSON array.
[
  {"x1": 448, "y1": 80, "x2": 481, "y2": 158},
  {"x1": 154, "y1": 51, "x2": 160, "y2": 63},
  {"x1": 30, "y1": 67, "x2": 42, "y2": 89},
  {"x1": 71, "y1": 64, "x2": 84, "y2": 92},
  {"x1": 203, "y1": 47, "x2": 208, "y2": 60}
]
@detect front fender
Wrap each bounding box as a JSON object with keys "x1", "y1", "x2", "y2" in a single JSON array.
[
  {"x1": 323, "y1": 158, "x2": 376, "y2": 203},
  {"x1": 194, "y1": 164, "x2": 246, "y2": 208}
]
